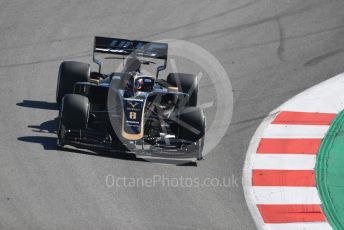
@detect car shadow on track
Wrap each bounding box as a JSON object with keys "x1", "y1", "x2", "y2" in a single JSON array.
[
  {"x1": 18, "y1": 135, "x2": 146, "y2": 162},
  {"x1": 16, "y1": 100, "x2": 197, "y2": 166},
  {"x1": 16, "y1": 100, "x2": 59, "y2": 110},
  {"x1": 28, "y1": 118, "x2": 58, "y2": 134},
  {"x1": 17, "y1": 134, "x2": 145, "y2": 162},
  {"x1": 18, "y1": 117, "x2": 145, "y2": 162}
]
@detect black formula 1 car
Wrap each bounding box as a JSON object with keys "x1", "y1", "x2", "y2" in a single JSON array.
[{"x1": 56, "y1": 36, "x2": 205, "y2": 161}]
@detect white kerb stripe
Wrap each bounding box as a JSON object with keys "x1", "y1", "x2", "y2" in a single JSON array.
[
  {"x1": 276, "y1": 98, "x2": 341, "y2": 113},
  {"x1": 253, "y1": 154, "x2": 316, "y2": 170},
  {"x1": 253, "y1": 187, "x2": 321, "y2": 204},
  {"x1": 272, "y1": 73, "x2": 344, "y2": 114},
  {"x1": 263, "y1": 125, "x2": 329, "y2": 138},
  {"x1": 264, "y1": 222, "x2": 332, "y2": 230}
]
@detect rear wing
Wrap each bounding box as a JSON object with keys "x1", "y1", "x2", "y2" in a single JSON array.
[
  {"x1": 93, "y1": 36, "x2": 168, "y2": 76},
  {"x1": 94, "y1": 36, "x2": 168, "y2": 59}
]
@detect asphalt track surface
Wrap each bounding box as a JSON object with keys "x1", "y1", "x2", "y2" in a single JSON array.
[{"x1": 2, "y1": 0, "x2": 344, "y2": 229}]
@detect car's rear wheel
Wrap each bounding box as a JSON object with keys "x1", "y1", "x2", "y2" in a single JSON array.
[
  {"x1": 166, "y1": 73, "x2": 198, "y2": 106},
  {"x1": 56, "y1": 61, "x2": 90, "y2": 104}
]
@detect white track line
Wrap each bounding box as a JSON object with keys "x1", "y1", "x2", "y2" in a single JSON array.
[
  {"x1": 253, "y1": 187, "x2": 321, "y2": 204},
  {"x1": 243, "y1": 114, "x2": 276, "y2": 229},
  {"x1": 253, "y1": 154, "x2": 316, "y2": 170},
  {"x1": 264, "y1": 222, "x2": 332, "y2": 230},
  {"x1": 263, "y1": 125, "x2": 329, "y2": 138},
  {"x1": 272, "y1": 73, "x2": 344, "y2": 114}
]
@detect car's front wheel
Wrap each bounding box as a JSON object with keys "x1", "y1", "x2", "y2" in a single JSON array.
[
  {"x1": 56, "y1": 61, "x2": 90, "y2": 104},
  {"x1": 166, "y1": 73, "x2": 198, "y2": 106},
  {"x1": 171, "y1": 106, "x2": 206, "y2": 160},
  {"x1": 57, "y1": 94, "x2": 90, "y2": 146},
  {"x1": 60, "y1": 94, "x2": 90, "y2": 129}
]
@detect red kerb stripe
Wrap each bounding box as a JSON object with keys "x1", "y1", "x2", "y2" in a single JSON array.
[
  {"x1": 272, "y1": 111, "x2": 335, "y2": 125},
  {"x1": 257, "y1": 138, "x2": 321, "y2": 154},
  {"x1": 252, "y1": 169, "x2": 315, "y2": 186},
  {"x1": 257, "y1": 204, "x2": 326, "y2": 223}
]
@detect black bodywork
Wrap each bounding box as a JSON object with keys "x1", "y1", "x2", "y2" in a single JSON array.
[{"x1": 57, "y1": 37, "x2": 205, "y2": 161}]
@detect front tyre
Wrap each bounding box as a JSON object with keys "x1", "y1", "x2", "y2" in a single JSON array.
[
  {"x1": 167, "y1": 73, "x2": 198, "y2": 106},
  {"x1": 173, "y1": 107, "x2": 205, "y2": 142},
  {"x1": 195, "y1": 135, "x2": 205, "y2": 160},
  {"x1": 57, "y1": 120, "x2": 65, "y2": 148},
  {"x1": 171, "y1": 107, "x2": 206, "y2": 160},
  {"x1": 60, "y1": 94, "x2": 90, "y2": 130}
]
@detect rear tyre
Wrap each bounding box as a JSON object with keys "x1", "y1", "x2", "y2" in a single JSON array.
[
  {"x1": 56, "y1": 61, "x2": 90, "y2": 104},
  {"x1": 60, "y1": 94, "x2": 90, "y2": 129},
  {"x1": 167, "y1": 73, "x2": 198, "y2": 106}
]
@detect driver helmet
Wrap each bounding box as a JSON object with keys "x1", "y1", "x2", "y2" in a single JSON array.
[{"x1": 135, "y1": 78, "x2": 145, "y2": 91}]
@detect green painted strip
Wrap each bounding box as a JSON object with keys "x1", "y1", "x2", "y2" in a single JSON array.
[{"x1": 316, "y1": 110, "x2": 344, "y2": 230}]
